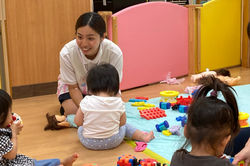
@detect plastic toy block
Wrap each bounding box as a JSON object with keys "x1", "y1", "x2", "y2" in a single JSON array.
[
  {"x1": 139, "y1": 107, "x2": 166, "y2": 120},
  {"x1": 176, "y1": 115, "x2": 187, "y2": 127},
  {"x1": 155, "y1": 120, "x2": 169, "y2": 132},
  {"x1": 129, "y1": 99, "x2": 147, "y2": 102},
  {"x1": 137, "y1": 104, "x2": 155, "y2": 110},
  {"x1": 169, "y1": 125, "x2": 181, "y2": 135},
  {"x1": 138, "y1": 107, "x2": 150, "y2": 110},
  {"x1": 135, "y1": 97, "x2": 149, "y2": 100},
  {"x1": 162, "y1": 129, "x2": 172, "y2": 136},
  {"x1": 132, "y1": 102, "x2": 155, "y2": 109},
  {"x1": 238, "y1": 161, "x2": 244, "y2": 166},
  {"x1": 117, "y1": 156, "x2": 167, "y2": 166},
  {"x1": 143, "y1": 103, "x2": 155, "y2": 107},
  {"x1": 139, "y1": 158, "x2": 160, "y2": 166},
  {"x1": 159, "y1": 102, "x2": 171, "y2": 109},
  {"x1": 117, "y1": 154, "x2": 137, "y2": 166},
  {"x1": 171, "y1": 104, "x2": 189, "y2": 113},
  {"x1": 171, "y1": 104, "x2": 179, "y2": 110},
  {"x1": 178, "y1": 105, "x2": 189, "y2": 113},
  {"x1": 131, "y1": 102, "x2": 145, "y2": 106},
  {"x1": 176, "y1": 96, "x2": 192, "y2": 106}
]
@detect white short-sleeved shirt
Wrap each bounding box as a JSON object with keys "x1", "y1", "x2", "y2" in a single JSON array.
[
  {"x1": 57, "y1": 39, "x2": 123, "y2": 96},
  {"x1": 79, "y1": 95, "x2": 125, "y2": 138}
]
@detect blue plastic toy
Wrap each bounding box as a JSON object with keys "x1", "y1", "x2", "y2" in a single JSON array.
[
  {"x1": 155, "y1": 120, "x2": 169, "y2": 132},
  {"x1": 159, "y1": 102, "x2": 171, "y2": 109},
  {"x1": 176, "y1": 115, "x2": 187, "y2": 127},
  {"x1": 129, "y1": 99, "x2": 147, "y2": 102}
]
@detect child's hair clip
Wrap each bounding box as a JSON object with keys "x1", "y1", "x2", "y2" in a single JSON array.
[{"x1": 210, "y1": 90, "x2": 217, "y2": 97}]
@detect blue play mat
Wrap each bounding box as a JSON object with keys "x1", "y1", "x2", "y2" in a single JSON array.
[{"x1": 125, "y1": 84, "x2": 250, "y2": 162}]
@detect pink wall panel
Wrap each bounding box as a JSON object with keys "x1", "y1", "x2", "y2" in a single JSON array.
[{"x1": 112, "y1": 2, "x2": 188, "y2": 90}]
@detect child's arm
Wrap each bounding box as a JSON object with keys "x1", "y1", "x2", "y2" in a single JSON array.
[
  {"x1": 232, "y1": 138, "x2": 250, "y2": 165},
  {"x1": 4, "y1": 122, "x2": 22, "y2": 160},
  {"x1": 119, "y1": 112, "x2": 126, "y2": 127},
  {"x1": 74, "y1": 108, "x2": 84, "y2": 127}
]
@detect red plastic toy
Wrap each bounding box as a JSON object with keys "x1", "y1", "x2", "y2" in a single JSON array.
[
  {"x1": 139, "y1": 158, "x2": 159, "y2": 166},
  {"x1": 176, "y1": 96, "x2": 192, "y2": 106},
  {"x1": 135, "y1": 97, "x2": 149, "y2": 100},
  {"x1": 117, "y1": 154, "x2": 136, "y2": 166},
  {"x1": 139, "y1": 107, "x2": 166, "y2": 120}
]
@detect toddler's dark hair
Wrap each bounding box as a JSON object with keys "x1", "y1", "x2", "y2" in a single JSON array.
[
  {"x1": 180, "y1": 76, "x2": 240, "y2": 154},
  {"x1": 75, "y1": 12, "x2": 106, "y2": 37},
  {"x1": 87, "y1": 63, "x2": 119, "y2": 96},
  {"x1": 0, "y1": 89, "x2": 12, "y2": 127}
]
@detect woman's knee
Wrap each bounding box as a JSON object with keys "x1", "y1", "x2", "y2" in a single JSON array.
[{"x1": 62, "y1": 99, "x2": 78, "y2": 115}]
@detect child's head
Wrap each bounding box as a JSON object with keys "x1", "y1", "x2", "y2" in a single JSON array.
[
  {"x1": 184, "y1": 76, "x2": 240, "y2": 155},
  {"x1": 215, "y1": 68, "x2": 231, "y2": 77},
  {"x1": 0, "y1": 89, "x2": 13, "y2": 128},
  {"x1": 86, "y1": 63, "x2": 119, "y2": 96}
]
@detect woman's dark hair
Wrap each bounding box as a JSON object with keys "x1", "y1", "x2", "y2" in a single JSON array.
[
  {"x1": 87, "y1": 63, "x2": 119, "y2": 96},
  {"x1": 0, "y1": 89, "x2": 12, "y2": 127},
  {"x1": 75, "y1": 12, "x2": 106, "y2": 37},
  {"x1": 179, "y1": 76, "x2": 240, "y2": 155}
]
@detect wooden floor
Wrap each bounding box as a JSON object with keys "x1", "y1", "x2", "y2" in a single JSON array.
[{"x1": 13, "y1": 66, "x2": 250, "y2": 166}]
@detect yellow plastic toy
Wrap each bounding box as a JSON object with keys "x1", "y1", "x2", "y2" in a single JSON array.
[
  {"x1": 238, "y1": 161, "x2": 244, "y2": 166},
  {"x1": 137, "y1": 106, "x2": 156, "y2": 110},
  {"x1": 162, "y1": 130, "x2": 172, "y2": 136},
  {"x1": 132, "y1": 102, "x2": 155, "y2": 110},
  {"x1": 160, "y1": 90, "x2": 179, "y2": 103},
  {"x1": 143, "y1": 103, "x2": 155, "y2": 107},
  {"x1": 239, "y1": 112, "x2": 249, "y2": 128},
  {"x1": 131, "y1": 102, "x2": 145, "y2": 106}
]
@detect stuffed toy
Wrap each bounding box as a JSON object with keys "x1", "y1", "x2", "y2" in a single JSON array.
[{"x1": 44, "y1": 113, "x2": 77, "y2": 130}]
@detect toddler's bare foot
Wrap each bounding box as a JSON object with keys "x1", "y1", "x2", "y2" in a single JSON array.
[
  {"x1": 142, "y1": 131, "x2": 155, "y2": 143},
  {"x1": 61, "y1": 153, "x2": 79, "y2": 166}
]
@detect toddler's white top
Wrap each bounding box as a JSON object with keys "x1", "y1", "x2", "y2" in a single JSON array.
[{"x1": 79, "y1": 95, "x2": 125, "y2": 138}]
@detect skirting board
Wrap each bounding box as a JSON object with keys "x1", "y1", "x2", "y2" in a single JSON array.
[{"x1": 12, "y1": 82, "x2": 57, "y2": 99}]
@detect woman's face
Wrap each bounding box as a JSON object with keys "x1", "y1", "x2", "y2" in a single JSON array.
[{"x1": 76, "y1": 25, "x2": 104, "y2": 60}]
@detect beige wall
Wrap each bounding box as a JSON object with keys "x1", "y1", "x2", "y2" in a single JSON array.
[{"x1": 5, "y1": 0, "x2": 91, "y2": 87}]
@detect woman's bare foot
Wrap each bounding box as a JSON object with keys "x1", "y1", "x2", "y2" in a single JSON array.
[
  {"x1": 142, "y1": 131, "x2": 155, "y2": 143},
  {"x1": 61, "y1": 153, "x2": 79, "y2": 166}
]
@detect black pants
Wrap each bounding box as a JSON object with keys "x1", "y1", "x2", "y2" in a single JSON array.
[
  {"x1": 224, "y1": 127, "x2": 250, "y2": 156},
  {"x1": 58, "y1": 92, "x2": 86, "y2": 115}
]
